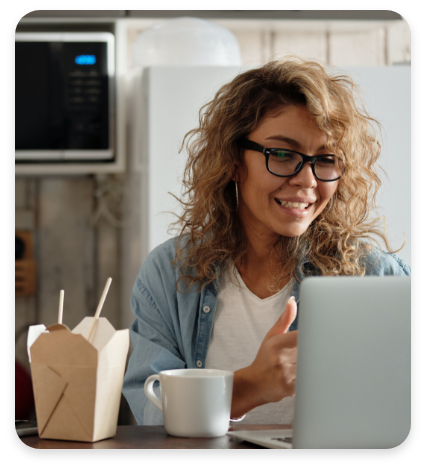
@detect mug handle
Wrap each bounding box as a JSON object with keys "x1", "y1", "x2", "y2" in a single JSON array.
[{"x1": 144, "y1": 374, "x2": 163, "y2": 411}]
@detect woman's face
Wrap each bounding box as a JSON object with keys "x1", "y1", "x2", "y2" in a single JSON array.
[{"x1": 235, "y1": 105, "x2": 339, "y2": 240}]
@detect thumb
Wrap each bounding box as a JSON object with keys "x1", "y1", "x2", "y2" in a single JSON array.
[{"x1": 265, "y1": 296, "x2": 297, "y2": 340}]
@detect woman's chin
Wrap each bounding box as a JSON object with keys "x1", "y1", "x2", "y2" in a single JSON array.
[{"x1": 273, "y1": 223, "x2": 310, "y2": 239}]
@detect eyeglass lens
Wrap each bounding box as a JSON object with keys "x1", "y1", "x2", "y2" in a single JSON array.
[{"x1": 268, "y1": 150, "x2": 344, "y2": 180}]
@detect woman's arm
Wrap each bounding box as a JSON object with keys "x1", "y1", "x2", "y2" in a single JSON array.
[{"x1": 122, "y1": 275, "x2": 187, "y2": 425}]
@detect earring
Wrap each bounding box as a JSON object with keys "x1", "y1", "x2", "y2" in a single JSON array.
[{"x1": 235, "y1": 181, "x2": 239, "y2": 209}]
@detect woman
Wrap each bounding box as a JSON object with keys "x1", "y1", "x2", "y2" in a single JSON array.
[{"x1": 122, "y1": 57, "x2": 410, "y2": 425}]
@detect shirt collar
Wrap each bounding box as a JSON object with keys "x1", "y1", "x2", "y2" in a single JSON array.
[{"x1": 210, "y1": 256, "x2": 313, "y2": 304}]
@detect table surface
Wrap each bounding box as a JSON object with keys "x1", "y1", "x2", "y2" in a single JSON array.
[{"x1": 19, "y1": 424, "x2": 290, "y2": 449}]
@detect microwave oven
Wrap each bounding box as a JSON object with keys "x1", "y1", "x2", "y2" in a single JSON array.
[{"x1": 15, "y1": 32, "x2": 115, "y2": 162}]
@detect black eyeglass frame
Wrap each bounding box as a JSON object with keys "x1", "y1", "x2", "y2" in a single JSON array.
[{"x1": 237, "y1": 137, "x2": 345, "y2": 182}]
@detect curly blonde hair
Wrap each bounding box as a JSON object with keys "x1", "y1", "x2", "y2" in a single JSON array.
[{"x1": 170, "y1": 56, "x2": 397, "y2": 292}]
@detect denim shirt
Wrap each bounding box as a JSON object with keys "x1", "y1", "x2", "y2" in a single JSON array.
[{"x1": 122, "y1": 236, "x2": 410, "y2": 425}]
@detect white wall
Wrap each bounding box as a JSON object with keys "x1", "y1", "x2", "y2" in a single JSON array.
[{"x1": 344, "y1": 66, "x2": 411, "y2": 264}]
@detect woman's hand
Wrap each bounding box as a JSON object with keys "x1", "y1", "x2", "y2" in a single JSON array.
[{"x1": 230, "y1": 297, "x2": 298, "y2": 419}]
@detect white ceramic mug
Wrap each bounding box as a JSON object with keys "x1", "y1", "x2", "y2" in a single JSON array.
[{"x1": 144, "y1": 368, "x2": 234, "y2": 437}]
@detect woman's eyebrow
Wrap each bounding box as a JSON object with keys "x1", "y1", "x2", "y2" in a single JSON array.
[{"x1": 265, "y1": 135, "x2": 328, "y2": 152}]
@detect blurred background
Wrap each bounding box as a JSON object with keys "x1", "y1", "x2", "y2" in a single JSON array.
[{"x1": 15, "y1": 10, "x2": 411, "y2": 425}]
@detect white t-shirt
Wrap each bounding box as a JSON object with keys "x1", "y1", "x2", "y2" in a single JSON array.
[{"x1": 205, "y1": 263, "x2": 295, "y2": 424}]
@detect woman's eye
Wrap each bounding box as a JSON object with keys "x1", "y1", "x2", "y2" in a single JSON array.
[
  {"x1": 317, "y1": 157, "x2": 336, "y2": 165},
  {"x1": 273, "y1": 151, "x2": 297, "y2": 160}
]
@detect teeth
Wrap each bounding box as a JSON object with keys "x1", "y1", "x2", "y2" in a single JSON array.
[{"x1": 278, "y1": 200, "x2": 310, "y2": 209}]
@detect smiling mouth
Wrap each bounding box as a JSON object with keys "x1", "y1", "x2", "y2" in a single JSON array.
[{"x1": 275, "y1": 199, "x2": 313, "y2": 210}]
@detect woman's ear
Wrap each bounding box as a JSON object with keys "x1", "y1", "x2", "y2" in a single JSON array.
[{"x1": 232, "y1": 162, "x2": 241, "y2": 183}]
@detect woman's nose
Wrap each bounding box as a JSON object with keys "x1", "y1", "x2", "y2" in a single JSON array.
[{"x1": 288, "y1": 162, "x2": 317, "y2": 188}]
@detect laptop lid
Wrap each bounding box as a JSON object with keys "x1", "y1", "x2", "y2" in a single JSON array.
[{"x1": 292, "y1": 275, "x2": 411, "y2": 449}]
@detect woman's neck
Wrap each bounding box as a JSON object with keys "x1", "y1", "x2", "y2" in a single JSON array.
[{"x1": 235, "y1": 227, "x2": 290, "y2": 299}]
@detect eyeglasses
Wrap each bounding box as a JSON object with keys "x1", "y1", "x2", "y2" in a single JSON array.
[{"x1": 237, "y1": 138, "x2": 345, "y2": 182}]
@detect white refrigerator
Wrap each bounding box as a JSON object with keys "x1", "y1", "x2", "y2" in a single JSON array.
[{"x1": 121, "y1": 65, "x2": 410, "y2": 328}]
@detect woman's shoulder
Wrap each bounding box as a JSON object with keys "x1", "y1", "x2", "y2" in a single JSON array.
[
  {"x1": 361, "y1": 245, "x2": 411, "y2": 276},
  {"x1": 137, "y1": 235, "x2": 198, "y2": 288},
  {"x1": 145, "y1": 236, "x2": 180, "y2": 262},
  {"x1": 138, "y1": 236, "x2": 180, "y2": 281},
  {"x1": 130, "y1": 237, "x2": 182, "y2": 309}
]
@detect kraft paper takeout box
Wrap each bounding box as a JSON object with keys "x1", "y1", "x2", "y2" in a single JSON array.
[{"x1": 28, "y1": 317, "x2": 129, "y2": 442}]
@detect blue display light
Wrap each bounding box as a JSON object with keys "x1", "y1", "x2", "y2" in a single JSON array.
[{"x1": 75, "y1": 55, "x2": 96, "y2": 65}]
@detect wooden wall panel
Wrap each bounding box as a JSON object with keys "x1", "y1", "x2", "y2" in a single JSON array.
[
  {"x1": 15, "y1": 179, "x2": 26, "y2": 209},
  {"x1": 122, "y1": 20, "x2": 410, "y2": 70},
  {"x1": 37, "y1": 178, "x2": 96, "y2": 330},
  {"x1": 387, "y1": 21, "x2": 411, "y2": 64},
  {"x1": 126, "y1": 27, "x2": 145, "y2": 69},
  {"x1": 15, "y1": 297, "x2": 37, "y2": 373},
  {"x1": 15, "y1": 179, "x2": 38, "y2": 373},
  {"x1": 329, "y1": 28, "x2": 386, "y2": 66},
  {"x1": 226, "y1": 31, "x2": 269, "y2": 66},
  {"x1": 95, "y1": 218, "x2": 121, "y2": 330},
  {"x1": 272, "y1": 31, "x2": 327, "y2": 63}
]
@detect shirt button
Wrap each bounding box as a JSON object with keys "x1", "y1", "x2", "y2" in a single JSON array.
[
  {"x1": 203, "y1": 306, "x2": 210, "y2": 313},
  {"x1": 196, "y1": 360, "x2": 203, "y2": 368}
]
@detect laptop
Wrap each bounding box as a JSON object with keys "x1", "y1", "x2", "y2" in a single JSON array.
[{"x1": 228, "y1": 275, "x2": 411, "y2": 449}]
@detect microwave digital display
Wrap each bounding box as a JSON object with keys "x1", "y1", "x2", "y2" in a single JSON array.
[
  {"x1": 15, "y1": 32, "x2": 115, "y2": 162},
  {"x1": 75, "y1": 55, "x2": 97, "y2": 65}
]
